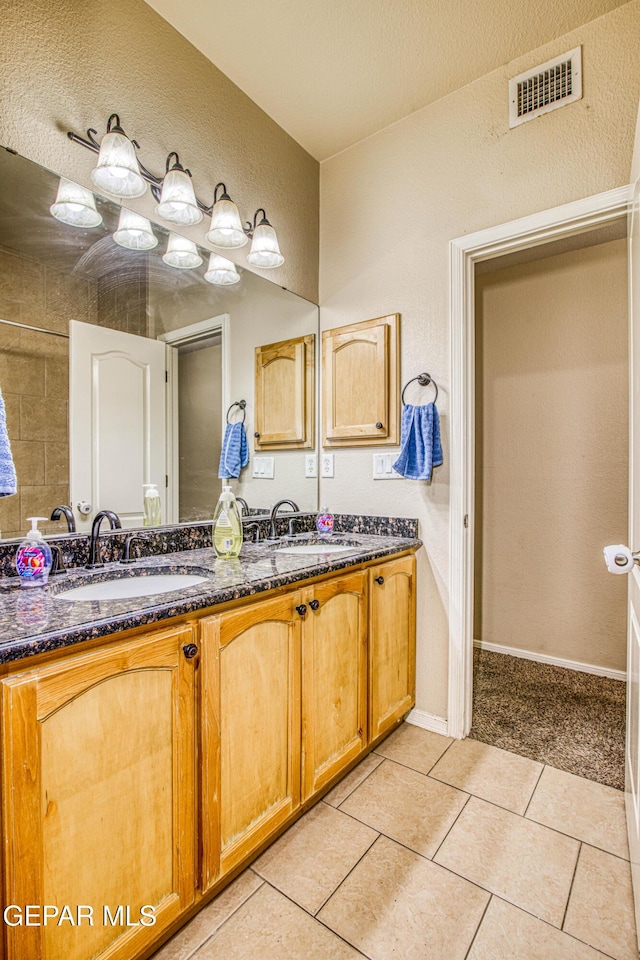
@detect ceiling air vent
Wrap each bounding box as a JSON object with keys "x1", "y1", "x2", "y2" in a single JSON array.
[{"x1": 509, "y1": 46, "x2": 582, "y2": 128}]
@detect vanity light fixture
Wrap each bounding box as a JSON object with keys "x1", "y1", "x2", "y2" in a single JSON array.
[
  {"x1": 113, "y1": 208, "x2": 158, "y2": 251},
  {"x1": 90, "y1": 114, "x2": 147, "y2": 199},
  {"x1": 67, "y1": 115, "x2": 286, "y2": 267},
  {"x1": 204, "y1": 252, "x2": 241, "y2": 285},
  {"x1": 206, "y1": 183, "x2": 248, "y2": 248},
  {"x1": 246, "y1": 209, "x2": 285, "y2": 269},
  {"x1": 49, "y1": 177, "x2": 103, "y2": 228},
  {"x1": 155, "y1": 153, "x2": 203, "y2": 226},
  {"x1": 163, "y1": 233, "x2": 203, "y2": 269}
]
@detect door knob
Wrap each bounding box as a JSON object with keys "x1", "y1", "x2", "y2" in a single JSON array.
[
  {"x1": 309, "y1": 599, "x2": 320, "y2": 611},
  {"x1": 376, "y1": 422, "x2": 384, "y2": 429},
  {"x1": 77, "y1": 500, "x2": 92, "y2": 516},
  {"x1": 374, "y1": 576, "x2": 384, "y2": 585},
  {"x1": 603, "y1": 544, "x2": 640, "y2": 574},
  {"x1": 295, "y1": 604, "x2": 307, "y2": 617},
  {"x1": 182, "y1": 643, "x2": 198, "y2": 659}
]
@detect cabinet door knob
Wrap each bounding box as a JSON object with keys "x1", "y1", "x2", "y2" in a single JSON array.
[
  {"x1": 182, "y1": 643, "x2": 199, "y2": 660},
  {"x1": 295, "y1": 604, "x2": 307, "y2": 617},
  {"x1": 254, "y1": 431, "x2": 261, "y2": 438},
  {"x1": 309, "y1": 599, "x2": 320, "y2": 611},
  {"x1": 376, "y1": 422, "x2": 384, "y2": 429},
  {"x1": 374, "y1": 576, "x2": 384, "y2": 585}
]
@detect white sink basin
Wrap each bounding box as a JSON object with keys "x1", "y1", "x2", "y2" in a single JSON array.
[
  {"x1": 277, "y1": 544, "x2": 356, "y2": 556},
  {"x1": 55, "y1": 573, "x2": 209, "y2": 602}
]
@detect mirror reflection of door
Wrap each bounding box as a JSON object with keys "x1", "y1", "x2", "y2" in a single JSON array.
[
  {"x1": 69, "y1": 320, "x2": 167, "y2": 532},
  {"x1": 161, "y1": 315, "x2": 228, "y2": 524}
]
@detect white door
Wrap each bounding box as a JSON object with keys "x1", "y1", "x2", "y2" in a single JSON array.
[
  {"x1": 69, "y1": 320, "x2": 167, "y2": 531},
  {"x1": 627, "y1": 172, "x2": 640, "y2": 938}
]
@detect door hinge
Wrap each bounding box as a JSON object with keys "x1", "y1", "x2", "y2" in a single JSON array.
[
  {"x1": 464, "y1": 514, "x2": 469, "y2": 528},
  {"x1": 165, "y1": 474, "x2": 169, "y2": 488},
  {"x1": 165, "y1": 370, "x2": 168, "y2": 383}
]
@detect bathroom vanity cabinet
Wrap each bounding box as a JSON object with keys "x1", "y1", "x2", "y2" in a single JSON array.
[{"x1": 0, "y1": 552, "x2": 415, "y2": 960}]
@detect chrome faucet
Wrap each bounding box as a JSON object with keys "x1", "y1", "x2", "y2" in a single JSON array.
[
  {"x1": 236, "y1": 496, "x2": 249, "y2": 516},
  {"x1": 50, "y1": 504, "x2": 76, "y2": 533},
  {"x1": 268, "y1": 499, "x2": 299, "y2": 540},
  {"x1": 88, "y1": 510, "x2": 122, "y2": 567}
]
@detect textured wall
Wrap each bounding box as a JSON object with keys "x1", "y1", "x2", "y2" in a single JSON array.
[
  {"x1": 319, "y1": 3, "x2": 640, "y2": 718},
  {"x1": 0, "y1": 0, "x2": 319, "y2": 303},
  {"x1": 474, "y1": 240, "x2": 628, "y2": 671}
]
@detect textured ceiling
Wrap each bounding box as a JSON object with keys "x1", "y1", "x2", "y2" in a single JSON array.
[{"x1": 144, "y1": 0, "x2": 629, "y2": 160}]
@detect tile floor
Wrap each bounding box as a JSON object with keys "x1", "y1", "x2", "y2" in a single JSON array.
[{"x1": 151, "y1": 724, "x2": 637, "y2": 960}]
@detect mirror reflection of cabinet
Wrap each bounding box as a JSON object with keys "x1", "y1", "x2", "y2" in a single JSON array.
[
  {"x1": 322, "y1": 314, "x2": 399, "y2": 446},
  {"x1": 254, "y1": 334, "x2": 315, "y2": 449}
]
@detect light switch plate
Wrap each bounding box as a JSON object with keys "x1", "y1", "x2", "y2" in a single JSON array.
[
  {"x1": 305, "y1": 454, "x2": 317, "y2": 478},
  {"x1": 252, "y1": 456, "x2": 275, "y2": 479},
  {"x1": 321, "y1": 453, "x2": 334, "y2": 478},
  {"x1": 372, "y1": 453, "x2": 402, "y2": 479}
]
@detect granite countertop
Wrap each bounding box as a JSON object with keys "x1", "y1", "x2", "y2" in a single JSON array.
[{"x1": 0, "y1": 532, "x2": 421, "y2": 665}]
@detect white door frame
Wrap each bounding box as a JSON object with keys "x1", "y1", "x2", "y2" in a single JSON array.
[
  {"x1": 159, "y1": 314, "x2": 230, "y2": 523},
  {"x1": 448, "y1": 185, "x2": 633, "y2": 739}
]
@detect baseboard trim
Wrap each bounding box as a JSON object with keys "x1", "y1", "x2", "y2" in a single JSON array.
[
  {"x1": 406, "y1": 709, "x2": 449, "y2": 736},
  {"x1": 473, "y1": 639, "x2": 626, "y2": 682}
]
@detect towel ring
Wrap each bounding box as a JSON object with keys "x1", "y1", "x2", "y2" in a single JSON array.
[
  {"x1": 401, "y1": 373, "x2": 438, "y2": 405},
  {"x1": 226, "y1": 399, "x2": 247, "y2": 423}
]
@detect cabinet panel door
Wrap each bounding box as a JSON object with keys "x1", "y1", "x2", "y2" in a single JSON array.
[
  {"x1": 200, "y1": 595, "x2": 302, "y2": 890},
  {"x1": 301, "y1": 572, "x2": 368, "y2": 800},
  {"x1": 369, "y1": 556, "x2": 416, "y2": 740},
  {"x1": 322, "y1": 314, "x2": 399, "y2": 445},
  {"x1": 255, "y1": 334, "x2": 314, "y2": 448},
  {"x1": 1, "y1": 624, "x2": 196, "y2": 960}
]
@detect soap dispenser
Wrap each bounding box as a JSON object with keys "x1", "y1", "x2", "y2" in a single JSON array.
[
  {"x1": 212, "y1": 485, "x2": 243, "y2": 558},
  {"x1": 143, "y1": 483, "x2": 162, "y2": 527},
  {"x1": 15, "y1": 517, "x2": 53, "y2": 588}
]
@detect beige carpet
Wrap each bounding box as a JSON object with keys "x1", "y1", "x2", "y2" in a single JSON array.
[{"x1": 470, "y1": 649, "x2": 625, "y2": 790}]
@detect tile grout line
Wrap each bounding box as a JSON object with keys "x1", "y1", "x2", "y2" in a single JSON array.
[
  {"x1": 429, "y1": 791, "x2": 473, "y2": 861},
  {"x1": 178, "y1": 879, "x2": 266, "y2": 960},
  {"x1": 560, "y1": 841, "x2": 582, "y2": 932},
  {"x1": 311, "y1": 830, "x2": 382, "y2": 917},
  {"x1": 325, "y1": 754, "x2": 386, "y2": 808},
  {"x1": 462, "y1": 893, "x2": 493, "y2": 960},
  {"x1": 522, "y1": 761, "x2": 546, "y2": 817},
  {"x1": 260, "y1": 879, "x2": 373, "y2": 959}
]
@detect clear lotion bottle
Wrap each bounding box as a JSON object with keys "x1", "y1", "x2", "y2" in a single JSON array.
[
  {"x1": 143, "y1": 483, "x2": 162, "y2": 527},
  {"x1": 212, "y1": 485, "x2": 243, "y2": 558}
]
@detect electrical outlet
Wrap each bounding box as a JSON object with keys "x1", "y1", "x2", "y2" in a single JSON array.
[
  {"x1": 305, "y1": 454, "x2": 317, "y2": 478},
  {"x1": 321, "y1": 453, "x2": 334, "y2": 478}
]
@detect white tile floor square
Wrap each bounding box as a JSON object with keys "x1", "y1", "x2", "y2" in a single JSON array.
[{"x1": 151, "y1": 724, "x2": 637, "y2": 960}]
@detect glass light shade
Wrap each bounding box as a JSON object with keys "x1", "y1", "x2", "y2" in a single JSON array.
[
  {"x1": 156, "y1": 168, "x2": 202, "y2": 226},
  {"x1": 206, "y1": 198, "x2": 248, "y2": 248},
  {"x1": 246, "y1": 222, "x2": 284, "y2": 268},
  {"x1": 50, "y1": 178, "x2": 103, "y2": 228},
  {"x1": 91, "y1": 131, "x2": 147, "y2": 198},
  {"x1": 113, "y1": 208, "x2": 158, "y2": 250},
  {"x1": 204, "y1": 253, "x2": 240, "y2": 285},
  {"x1": 162, "y1": 233, "x2": 203, "y2": 269}
]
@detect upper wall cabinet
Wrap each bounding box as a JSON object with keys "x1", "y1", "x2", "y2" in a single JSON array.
[
  {"x1": 322, "y1": 314, "x2": 399, "y2": 446},
  {"x1": 254, "y1": 334, "x2": 315, "y2": 449}
]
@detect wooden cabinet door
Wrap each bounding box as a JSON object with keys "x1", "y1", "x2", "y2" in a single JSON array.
[
  {"x1": 323, "y1": 314, "x2": 399, "y2": 445},
  {"x1": 200, "y1": 594, "x2": 302, "y2": 890},
  {"x1": 301, "y1": 571, "x2": 368, "y2": 800},
  {"x1": 369, "y1": 555, "x2": 416, "y2": 740},
  {"x1": 1, "y1": 624, "x2": 197, "y2": 960},
  {"x1": 254, "y1": 334, "x2": 314, "y2": 448}
]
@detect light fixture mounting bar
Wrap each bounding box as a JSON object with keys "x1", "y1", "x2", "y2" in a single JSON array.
[{"x1": 67, "y1": 125, "x2": 214, "y2": 214}]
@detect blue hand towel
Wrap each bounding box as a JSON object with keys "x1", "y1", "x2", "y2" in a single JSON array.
[
  {"x1": 0, "y1": 388, "x2": 16, "y2": 497},
  {"x1": 218, "y1": 421, "x2": 249, "y2": 479},
  {"x1": 392, "y1": 403, "x2": 443, "y2": 481}
]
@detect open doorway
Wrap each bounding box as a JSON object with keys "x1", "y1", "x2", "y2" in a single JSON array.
[
  {"x1": 161, "y1": 314, "x2": 229, "y2": 523},
  {"x1": 471, "y1": 225, "x2": 628, "y2": 787}
]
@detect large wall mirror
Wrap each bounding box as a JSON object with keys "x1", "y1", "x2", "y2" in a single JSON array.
[{"x1": 0, "y1": 148, "x2": 319, "y2": 540}]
